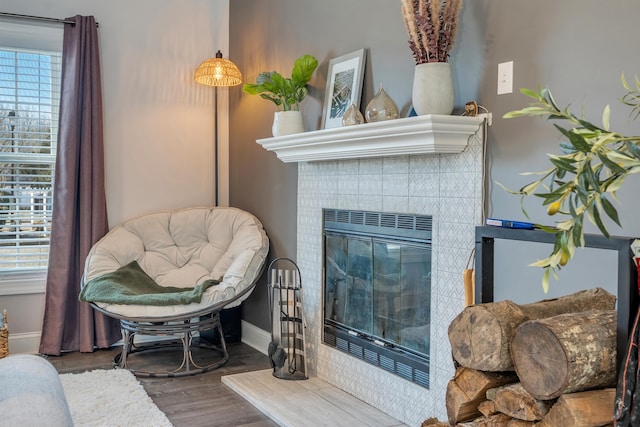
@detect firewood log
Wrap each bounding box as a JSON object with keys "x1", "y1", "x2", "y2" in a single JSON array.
[
  {"x1": 492, "y1": 383, "x2": 554, "y2": 421},
  {"x1": 486, "y1": 387, "x2": 499, "y2": 402},
  {"x1": 421, "y1": 417, "x2": 450, "y2": 426},
  {"x1": 455, "y1": 413, "x2": 512, "y2": 427},
  {"x1": 506, "y1": 419, "x2": 535, "y2": 427},
  {"x1": 448, "y1": 288, "x2": 616, "y2": 371},
  {"x1": 482, "y1": 413, "x2": 512, "y2": 427},
  {"x1": 446, "y1": 367, "x2": 518, "y2": 424},
  {"x1": 477, "y1": 400, "x2": 498, "y2": 417},
  {"x1": 537, "y1": 388, "x2": 616, "y2": 427},
  {"x1": 510, "y1": 310, "x2": 617, "y2": 400}
]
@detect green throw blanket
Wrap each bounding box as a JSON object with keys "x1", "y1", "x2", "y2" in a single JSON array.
[{"x1": 80, "y1": 261, "x2": 219, "y2": 306}]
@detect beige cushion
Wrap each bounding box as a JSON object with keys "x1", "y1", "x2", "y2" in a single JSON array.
[{"x1": 82, "y1": 207, "x2": 268, "y2": 319}]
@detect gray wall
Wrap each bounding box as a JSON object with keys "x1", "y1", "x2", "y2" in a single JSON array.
[
  {"x1": 230, "y1": 0, "x2": 640, "y2": 330},
  {"x1": 480, "y1": 0, "x2": 640, "y2": 303},
  {"x1": 229, "y1": 0, "x2": 419, "y2": 330}
]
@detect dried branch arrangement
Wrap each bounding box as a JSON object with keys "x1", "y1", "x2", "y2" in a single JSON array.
[{"x1": 401, "y1": 0, "x2": 463, "y2": 64}]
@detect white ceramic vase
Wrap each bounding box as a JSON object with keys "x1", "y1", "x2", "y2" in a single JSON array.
[
  {"x1": 272, "y1": 111, "x2": 304, "y2": 137},
  {"x1": 412, "y1": 62, "x2": 454, "y2": 115}
]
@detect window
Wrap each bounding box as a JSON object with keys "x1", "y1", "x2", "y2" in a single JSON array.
[{"x1": 0, "y1": 22, "x2": 62, "y2": 292}]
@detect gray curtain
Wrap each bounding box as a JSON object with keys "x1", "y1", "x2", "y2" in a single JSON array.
[{"x1": 39, "y1": 15, "x2": 120, "y2": 355}]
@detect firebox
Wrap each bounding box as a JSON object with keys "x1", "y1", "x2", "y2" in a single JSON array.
[{"x1": 322, "y1": 208, "x2": 432, "y2": 388}]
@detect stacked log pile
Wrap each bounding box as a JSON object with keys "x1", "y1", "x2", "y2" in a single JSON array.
[{"x1": 443, "y1": 288, "x2": 618, "y2": 427}]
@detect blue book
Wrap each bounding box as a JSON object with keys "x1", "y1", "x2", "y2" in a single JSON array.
[{"x1": 486, "y1": 218, "x2": 536, "y2": 230}]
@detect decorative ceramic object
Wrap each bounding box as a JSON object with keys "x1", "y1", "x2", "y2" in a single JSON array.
[
  {"x1": 412, "y1": 62, "x2": 454, "y2": 115},
  {"x1": 365, "y1": 85, "x2": 399, "y2": 123},
  {"x1": 272, "y1": 111, "x2": 304, "y2": 137},
  {"x1": 342, "y1": 104, "x2": 365, "y2": 126}
]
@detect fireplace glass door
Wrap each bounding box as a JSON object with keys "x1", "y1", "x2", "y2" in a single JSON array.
[{"x1": 324, "y1": 232, "x2": 431, "y2": 356}]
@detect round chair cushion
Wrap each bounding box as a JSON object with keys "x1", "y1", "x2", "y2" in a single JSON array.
[{"x1": 82, "y1": 207, "x2": 268, "y2": 319}]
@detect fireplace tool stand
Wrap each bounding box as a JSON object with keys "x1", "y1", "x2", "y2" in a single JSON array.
[{"x1": 267, "y1": 257, "x2": 307, "y2": 380}]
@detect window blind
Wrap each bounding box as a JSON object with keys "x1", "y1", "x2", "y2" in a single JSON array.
[{"x1": 0, "y1": 48, "x2": 60, "y2": 272}]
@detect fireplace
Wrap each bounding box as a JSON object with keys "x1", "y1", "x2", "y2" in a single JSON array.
[
  {"x1": 293, "y1": 122, "x2": 484, "y2": 425},
  {"x1": 322, "y1": 208, "x2": 432, "y2": 387}
]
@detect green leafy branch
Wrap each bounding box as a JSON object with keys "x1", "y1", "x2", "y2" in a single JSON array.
[{"x1": 502, "y1": 76, "x2": 640, "y2": 292}]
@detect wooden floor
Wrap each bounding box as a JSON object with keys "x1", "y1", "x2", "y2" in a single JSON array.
[{"x1": 47, "y1": 342, "x2": 278, "y2": 427}]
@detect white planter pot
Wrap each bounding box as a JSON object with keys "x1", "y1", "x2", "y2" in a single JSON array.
[
  {"x1": 412, "y1": 62, "x2": 454, "y2": 115},
  {"x1": 272, "y1": 111, "x2": 304, "y2": 137}
]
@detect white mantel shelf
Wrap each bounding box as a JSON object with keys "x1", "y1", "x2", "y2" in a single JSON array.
[{"x1": 256, "y1": 114, "x2": 486, "y2": 163}]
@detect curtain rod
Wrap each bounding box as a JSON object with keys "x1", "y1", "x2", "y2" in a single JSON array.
[{"x1": 0, "y1": 12, "x2": 99, "y2": 27}]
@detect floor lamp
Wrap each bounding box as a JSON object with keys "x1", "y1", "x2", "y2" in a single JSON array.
[{"x1": 194, "y1": 50, "x2": 242, "y2": 206}]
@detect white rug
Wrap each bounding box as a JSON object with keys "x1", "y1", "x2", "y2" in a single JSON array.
[{"x1": 59, "y1": 369, "x2": 173, "y2": 427}]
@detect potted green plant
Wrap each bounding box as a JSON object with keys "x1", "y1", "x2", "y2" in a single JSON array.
[
  {"x1": 243, "y1": 54, "x2": 318, "y2": 136},
  {"x1": 503, "y1": 76, "x2": 640, "y2": 291},
  {"x1": 400, "y1": 0, "x2": 463, "y2": 115}
]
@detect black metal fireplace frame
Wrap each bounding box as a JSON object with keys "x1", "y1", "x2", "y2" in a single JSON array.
[
  {"x1": 323, "y1": 322, "x2": 430, "y2": 388},
  {"x1": 321, "y1": 208, "x2": 433, "y2": 388}
]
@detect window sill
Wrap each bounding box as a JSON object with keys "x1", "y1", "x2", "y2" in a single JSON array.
[{"x1": 0, "y1": 272, "x2": 46, "y2": 295}]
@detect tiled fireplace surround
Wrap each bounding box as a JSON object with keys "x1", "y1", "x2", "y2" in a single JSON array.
[{"x1": 295, "y1": 127, "x2": 484, "y2": 425}]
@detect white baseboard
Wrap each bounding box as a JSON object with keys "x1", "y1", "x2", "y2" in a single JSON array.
[
  {"x1": 8, "y1": 332, "x2": 41, "y2": 354},
  {"x1": 241, "y1": 320, "x2": 269, "y2": 356}
]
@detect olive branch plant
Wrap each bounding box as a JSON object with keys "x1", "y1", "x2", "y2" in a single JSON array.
[{"x1": 502, "y1": 75, "x2": 640, "y2": 292}]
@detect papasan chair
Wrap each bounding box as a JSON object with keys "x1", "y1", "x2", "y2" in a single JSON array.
[{"x1": 80, "y1": 207, "x2": 269, "y2": 377}]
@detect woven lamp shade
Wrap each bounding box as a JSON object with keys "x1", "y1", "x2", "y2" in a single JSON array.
[{"x1": 194, "y1": 50, "x2": 242, "y2": 87}]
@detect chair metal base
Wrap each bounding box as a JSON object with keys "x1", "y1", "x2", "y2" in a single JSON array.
[{"x1": 114, "y1": 311, "x2": 229, "y2": 377}]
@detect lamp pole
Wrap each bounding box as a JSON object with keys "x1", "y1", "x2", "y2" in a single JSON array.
[{"x1": 214, "y1": 86, "x2": 219, "y2": 206}]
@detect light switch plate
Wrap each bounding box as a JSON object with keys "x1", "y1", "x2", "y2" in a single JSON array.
[{"x1": 497, "y1": 61, "x2": 513, "y2": 95}]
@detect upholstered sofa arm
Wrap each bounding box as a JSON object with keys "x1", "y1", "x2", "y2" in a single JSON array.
[{"x1": 0, "y1": 354, "x2": 73, "y2": 427}]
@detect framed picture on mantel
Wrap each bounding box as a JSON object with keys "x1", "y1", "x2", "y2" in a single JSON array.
[{"x1": 321, "y1": 48, "x2": 367, "y2": 129}]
